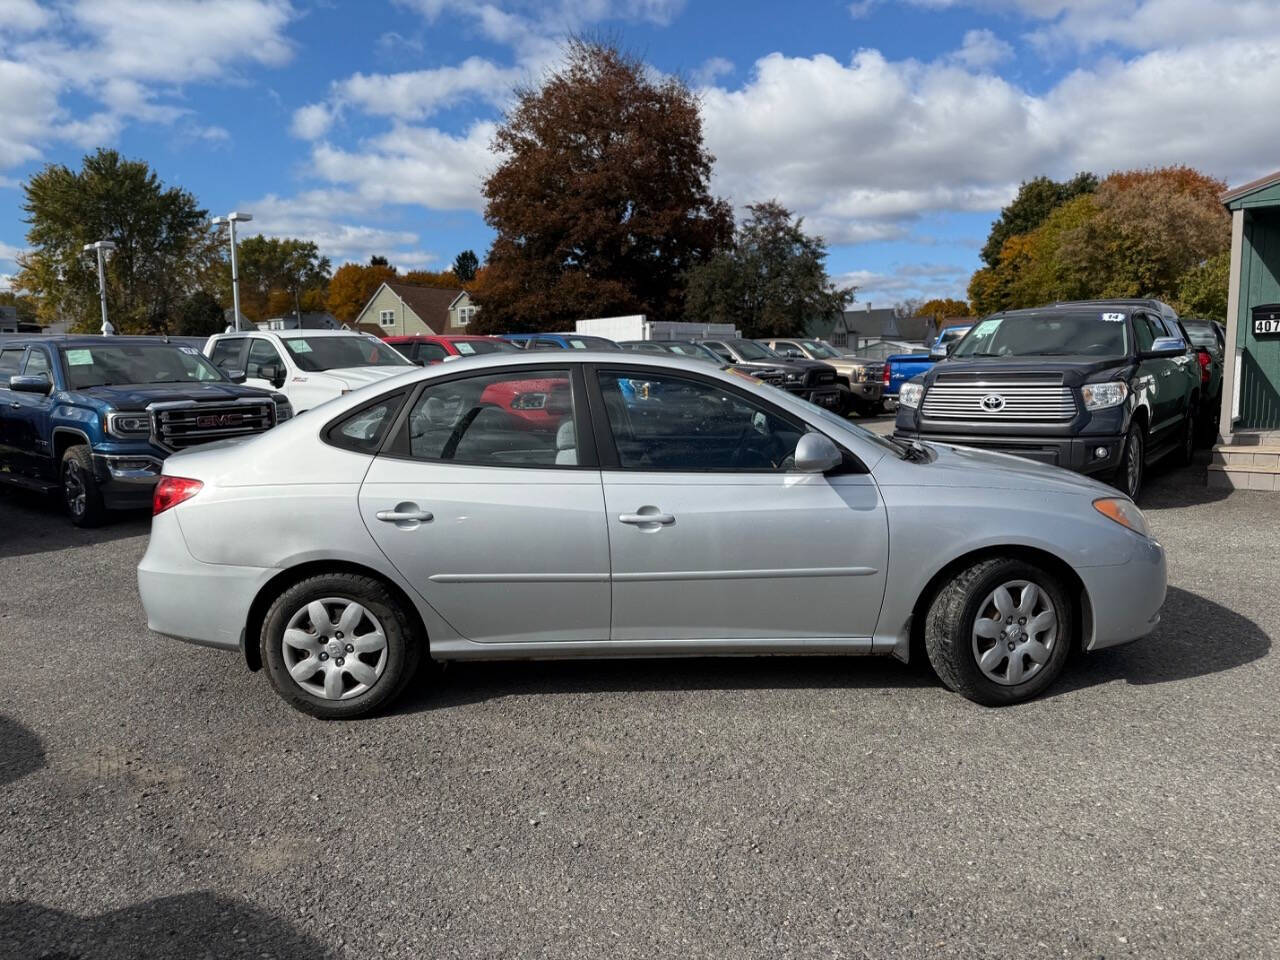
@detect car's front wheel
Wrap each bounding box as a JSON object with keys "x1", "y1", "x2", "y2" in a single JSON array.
[
  {"x1": 1114, "y1": 426, "x2": 1144, "y2": 501},
  {"x1": 924, "y1": 557, "x2": 1073, "y2": 706},
  {"x1": 261, "y1": 573, "x2": 423, "y2": 720},
  {"x1": 61, "y1": 446, "x2": 106, "y2": 528}
]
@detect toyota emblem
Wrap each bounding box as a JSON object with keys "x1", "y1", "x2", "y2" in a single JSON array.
[{"x1": 980, "y1": 393, "x2": 1006, "y2": 412}]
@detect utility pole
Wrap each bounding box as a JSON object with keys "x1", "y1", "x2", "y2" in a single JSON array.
[
  {"x1": 212, "y1": 212, "x2": 253, "y2": 331},
  {"x1": 83, "y1": 240, "x2": 117, "y2": 334}
]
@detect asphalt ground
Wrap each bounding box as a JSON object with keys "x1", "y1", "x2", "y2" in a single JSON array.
[{"x1": 1, "y1": 454, "x2": 1276, "y2": 959}]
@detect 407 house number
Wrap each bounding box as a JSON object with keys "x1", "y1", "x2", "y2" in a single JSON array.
[{"x1": 1255, "y1": 316, "x2": 1280, "y2": 337}]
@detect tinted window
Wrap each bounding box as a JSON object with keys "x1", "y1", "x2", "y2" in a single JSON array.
[
  {"x1": 597, "y1": 370, "x2": 804, "y2": 471},
  {"x1": 208, "y1": 337, "x2": 244, "y2": 371},
  {"x1": 1183, "y1": 321, "x2": 1220, "y2": 349},
  {"x1": 246, "y1": 339, "x2": 283, "y2": 379},
  {"x1": 728, "y1": 340, "x2": 775, "y2": 361},
  {"x1": 701, "y1": 341, "x2": 733, "y2": 362},
  {"x1": 663, "y1": 342, "x2": 722, "y2": 363},
  {"x1": 0, "y1": 348, "x2": 24, "y2": 380},
  {"x1": 452, "y1": 339, "x2": 516, "y2": 356},
  {"x1": 60, "y1": 344, "x2": 224, "y2": 389},
  {"x1": 406, "y1": 369, "x2": 577, "y2": 467},
  {"x1": 326, "y1": 392, "x2": 406, "y2": 453},
  {"x1": 281, "y1": 335, "x2": 411, "y2": 371},
  {"x1": 1132, "y1": 314, "x2": 1159, "y2": 352},
  {"x1": 953, "y1": 311, "x2": 1131, "y2": 358},
  {"x1": 415, "y1": 342, "x2": 449, "y2": 364},
  {"x1": 22, "y1": 348, "x2": 50, "y2": 377}
]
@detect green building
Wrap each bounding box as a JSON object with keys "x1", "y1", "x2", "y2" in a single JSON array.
[{"x1": 1212, "y1": 170, "x2": 1280, "y2": 490}]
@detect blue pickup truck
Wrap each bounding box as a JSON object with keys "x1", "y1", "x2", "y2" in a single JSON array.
[
  {"x1": 0, "y1": 336, "x2": 290, "y2": 526},
  {"x1": 882, "y1": 351, "x2": 935, "y2": 404}
]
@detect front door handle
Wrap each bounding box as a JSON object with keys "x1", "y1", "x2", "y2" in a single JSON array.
[
  {"x1": 619, "y1": 509, "x2": 675, "y2": 526},
  {"x1": 376, "y1": 506, "x2": 433, "y2": 524}
]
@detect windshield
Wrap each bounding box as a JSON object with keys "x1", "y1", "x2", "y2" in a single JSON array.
[
  {"x1": 564, "y1": 336, "x2": 622, "y2": 350},
  {"x1": 282, "y1": 335, "x2": 412, "y2": 372},
  {"x1": 61, "y1": 343, "x2": 226, "y2": 389},
  {"x1": 952, "y1": 311, "x2": 1130, "y2": 358},
  {"x1": 663, "y1": 342, "x2": 721, "y2": 362},
  {"x1": 799, "y1": 340, "x2": 841, "y2": 359},
  {"x1": 1181, "y1": 322, "x2": 1219, "y2": 349},
  {"x1": 730, "y1": 340, "x2": 776, "y2": 361},
  {"x1": 452, "y1": 339, "x2": 518, "y2": 356}
]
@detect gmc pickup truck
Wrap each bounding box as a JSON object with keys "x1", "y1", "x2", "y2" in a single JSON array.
[
  {"x1": 893, "y1": 299, "x2": 1201, "y2": 500},
  {"x1": 0, "y1": 336, "x2": 289, "y2": 525},
  {"x1": 759, "y1": 338, "x2": 884, "y2": 416}
]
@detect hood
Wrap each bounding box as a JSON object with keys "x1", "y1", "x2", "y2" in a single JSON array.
[
  {"x1": 736, "y1": 357, "x2": 828, "y2": 375},
  {"x1": 924, "y1": 355, "x2": 1131, "y2": 387},
  {"x1": 81, "y1": 381, "x2": 274, "y2": 410},
  {"x1": 902, "y1": 440, "x2": 1120, "y2": 497},
  {"x1": 319, "y1": 366, "x2": 411, "y2": 389}
]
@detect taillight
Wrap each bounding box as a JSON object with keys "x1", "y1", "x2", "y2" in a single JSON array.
[
  {"x1": 1197, "y1": 348, "x2": 1211, "y2": 385},
  {"x1": 882, "y1": 363, "x2": 890, "y2": 387},
  {"x1": 153, "y1": 476, "x2": 203, "y2": 515}
]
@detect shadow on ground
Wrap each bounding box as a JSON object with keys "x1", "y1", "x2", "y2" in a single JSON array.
[
  {"x1": 0, "y1": 715, "x2": 45, "y2": 787},
  {"x1": 389, "y1": 587, "x2": 1268, "y2": 714},
  {"x1": 0, "y1": 488, "x2": 149, "y2": 559},
  {"x1": 0, "y1": 894, "x2": 334, "y2": 960}
]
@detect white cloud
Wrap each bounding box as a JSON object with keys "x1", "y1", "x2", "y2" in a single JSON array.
[
  {"x1": 246, "y1": 191, "x2": 440, "y2": 268},
  {"x1": 836, "y1": 263, "x2": 973, "y2": 305},
  {"x1": 848, "y1": 1, "x2": 879, "y2": 18},
  {"x1": 692, "y1": 56, "x2": 734, "y2": 86},
  {"x1": 952, "y1": 28, "x2": 1013, "y2": 68},
  {"x1": 290, "y1": 102, "x2": 336, "y2": 140},
  {"x1": 0, "y1": 0, "x2": 50, "y2": 32},
  {"x1": 0, "y1": 240, "x2": 25, "y2": 264}
]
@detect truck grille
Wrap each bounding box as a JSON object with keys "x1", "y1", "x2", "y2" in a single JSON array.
[
  {"x1": 806, "y1": 369, "x2": 836, "y2": 387},
  {"x1": 921, "y1": 379, "x2": 1076, "y2": 422},
  {"x1": 149, "y1": 399, "x2": 276, "y2": 451}
]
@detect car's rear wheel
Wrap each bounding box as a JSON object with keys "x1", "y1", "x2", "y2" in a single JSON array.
[
  {"x1": 262, "y1": 573, "x2": 423, "y2": 720},
  {"x1": 61, "y1": 446, "x2": 106, "y2": 528},
  {"x1": 1114, "y1": 426, "x2": 1144, "y2": 501},
  {"x1": 924, "y1": 557, "x2": 1073, "y2": 706}
]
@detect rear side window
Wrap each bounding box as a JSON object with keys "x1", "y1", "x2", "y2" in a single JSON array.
[
  {"x1": 325, "y1": 391, "x2": 408, "y2": 454},
  {"x1": 209, "y1": 338, "x2": 244, "y2": 371}
]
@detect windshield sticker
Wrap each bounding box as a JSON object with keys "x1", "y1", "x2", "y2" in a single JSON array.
[
  {"x1": 66, "y1": 349, "x2": 94, "y2": 365},
  {"x1": 178, "y1": 345, "x2": 198, "y2": 355},
  {"x1": 286, "y1": 339, "x2": 312, "y2": 353},
  {"x1": 1101, "y1": 312, "x2": 1126, "y2": 322},
  {"x1": 971, "y1": 318, "x2": 1001, "y2": 337},
  {"x1": 456, "y1": 342, "x2": 476, "y2": 355}
]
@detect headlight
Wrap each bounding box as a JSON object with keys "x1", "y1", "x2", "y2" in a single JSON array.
[
  {"x1": 898, "y1": 382, "x2": 924, "y2": 409},
  {"x1": 1093, "y1": 497, "x2": 1150, "y2": 537},
  {"x1": 784, "y1": 371, "x2": 803, "y2": 382},
  {"x1": 273, "y1": 397, "x2": 293, "y2": 422},
  {"x1": 105, "y1": 412, "x2": 150, "y2": 437},
  {"x1": 1081, "y1": 381, "x2": 1128, "y2": 410}
]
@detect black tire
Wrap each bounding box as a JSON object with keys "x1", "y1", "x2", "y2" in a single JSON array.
[
  {"x1": 261, "y1": 573, "x2": 424, "y2": 720},
  {"x1": 1174, "y1": 402, "x2": 1196, "y2": 467},
  {"x1": 1113, "y1": 426, "x2": 1144, "y2": 501},
  {"x1": 61, "y1": 445, "x2": 106, "y2": 528},
  {"x1": 836, "y1": 385, "x2": 854, "y2": 416},
  {"x1": 1195, "y1": 395, "x2": 1221, "y2": 448},
  {"x1": 923, "y1": 557, "x2": 1073, "y2": 707}
]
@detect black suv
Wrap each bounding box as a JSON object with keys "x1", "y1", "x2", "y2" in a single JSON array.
[
  {"x1": 696, "y1": 338, "x2": 842, "y2": 410},
  {"x1": 893, "y1": 299, "x2": 1202, "y2": 499}
]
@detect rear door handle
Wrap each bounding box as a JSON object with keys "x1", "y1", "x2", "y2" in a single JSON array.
[
  {"x1": 619, "y1": 511, "x2": 675, "y2": 525},
  {"x1": 376, "y1": 508, "x2": 434, "y2": 523}
]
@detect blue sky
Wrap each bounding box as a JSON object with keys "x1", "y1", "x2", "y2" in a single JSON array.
[{"x1": 2, "y1": 0, "x2": 1278, "y2": 307}]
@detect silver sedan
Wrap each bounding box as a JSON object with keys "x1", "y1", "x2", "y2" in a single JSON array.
[{"x1": 137, "y1": 352, "x2": 1166, "y2": 719}]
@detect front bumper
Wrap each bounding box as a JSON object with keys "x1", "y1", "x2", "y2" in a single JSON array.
[
  {"x1": 1078, "y1": 536, "x2": 1167, "y2": 650},
  {"x1": 92, "y1": 453, "x2": 164, "y2": 510},
  {"x1": 893, "y1": 428, "x2": 1124, "y2": 476},
  {"x1": 788, "y1": 385, "x2": 842, "y2": 409},
  {"x1": 137, "y1": 509, "x2": 272, "y2": 652},
  {"x1": 848, "y1": 382, "x2": 883, "y2": 402}
]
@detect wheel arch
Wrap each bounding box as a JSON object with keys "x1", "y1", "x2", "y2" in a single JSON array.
[
  {"x1": 52, "y1": 426, "x2": 92, "y2": 462},
  {"x1": 241, "y1": 559, "x2": 430, "y2": 672},
  {"x1": 906, "y1": 544, "x2": 1093, "y2": 662}
]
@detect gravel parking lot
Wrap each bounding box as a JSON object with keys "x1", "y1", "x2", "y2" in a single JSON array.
[{"x1": 2, "y1": 458, "x2": 1276, "y2": 959}]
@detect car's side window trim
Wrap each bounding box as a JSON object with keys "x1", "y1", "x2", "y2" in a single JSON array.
[
  {"x1": 584, "y1": 363, "x2": 866, "y2": 475},
  {"x1": 376, "y1": 363, "x2": 600, "y2": 470},
  {"x1": 322, "y1": 388, "x2": 411, "y2": 454}
]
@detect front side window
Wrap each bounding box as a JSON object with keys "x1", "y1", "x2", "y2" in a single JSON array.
[
  {"x1": 208, "y1": 337, "x2": 244, "y2": 372},
  {"x1": 60, "y1": 344, "x2": 225, "y2": 389},
  {"x1": 22, "y1": 349, "x2": 50, "y2": 377},
  {"x1": 282, "y1": 335, "x2": 412, "y2": 371},
  {"x1": 596, "y1": 370, "x2": 804, "y2": 471},
  {"x1": 405, "y1": 369, "x2": 577, "y2": 467},
  {"x1": 246, "y1": 339, "x2": 284, "y2": 379}
]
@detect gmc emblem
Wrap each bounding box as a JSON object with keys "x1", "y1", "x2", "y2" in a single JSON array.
[{"x1": 196, "y1": 413, "x2": 244, "y2": 428}]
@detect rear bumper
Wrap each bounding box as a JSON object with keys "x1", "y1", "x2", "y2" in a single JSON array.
[
  {"x1": 1078, "y1": 537, "x2": 1167, "y2": 650},
  {"x1": 136, "y1": 510, "x2": 271, "y2": 652},
  {"x1": 894, "y1": 429, "x2": 1124, "y2": 476}
]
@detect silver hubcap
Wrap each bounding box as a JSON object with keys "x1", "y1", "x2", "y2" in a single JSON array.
[
  {"x1": 282, "y1": 598, "x2": 388, "y2": 700},
  {"x1": 971, "y1": 580, "x2": 1058, "y2": 686}
]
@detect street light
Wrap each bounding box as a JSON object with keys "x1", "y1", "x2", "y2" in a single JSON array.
[
  {"x1": 83, "y1": 240, "x2": 117, "y2": 335},
  {"x1": 211, "y1": 211, "x2": 252, "y2": 331}
]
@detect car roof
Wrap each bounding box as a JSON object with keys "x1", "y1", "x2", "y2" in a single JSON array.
[{"x1": 3, "y1": 335, "x2": 181, "y2": 348}]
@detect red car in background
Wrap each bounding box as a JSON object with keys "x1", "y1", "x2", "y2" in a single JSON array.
[{"x1": 382, "y1": 334, "x2": 519, "y2": 366}]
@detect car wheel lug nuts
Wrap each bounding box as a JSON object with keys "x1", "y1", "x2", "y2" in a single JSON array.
[
  {"x1": 336, "y1": 657, "x2": 345, "y2": 666},
  {"x1": 345, "y1": 644, "x2": 354, "y2": 653},
  {"x1": 319, "y1": 653, "x2": 328, "y2": 661}
]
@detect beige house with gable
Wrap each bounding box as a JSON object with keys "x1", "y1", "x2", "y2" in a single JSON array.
[{"x1": 354, "y1": 281, "x2": 478, "y2": 337}]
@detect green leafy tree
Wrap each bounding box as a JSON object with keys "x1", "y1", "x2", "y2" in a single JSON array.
[
  {"x1": 1175, "y1": 250, "x2": 1231, "y2": 322},
  {"x1": 16, "y1": 148, "x2": 214, "y2": 333},
  {"x1": 175, "y1": 290, "x2": 226, "y2": 336},
  {"x1": 326, "y1": 262, "x2": 396, "y2": 324},
  {"x1": 452, "y1": 250, "x2": 479, "y2": 283},
  {"x1": 914, "y1": 298, "x2": 973, "y2": 323},
  {"x1": 229, "y1": 235, "x2": 330, "y2": 322},
  {"x1": 684, "y1": 201, "x2": 852, "y2": 338},
  {"x1": 470, "y1": 39, "x2": 732, "y2": 332},
  {"x1": 979, "y1": 172, "x2": 1098, "y2": 268}
]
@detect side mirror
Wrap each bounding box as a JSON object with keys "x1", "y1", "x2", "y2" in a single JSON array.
[
  {"x1": 1145, "y1": 336, "x2": 1186, "y2": 358},
  {"x1": 262, "y1": 363, "x2": 286, "y2": 388},
  {"x1": 794, "y1": 432, "x2": 843, "y2": 474},
  {"x1": 9, "y1": 374, "x2": 52, "y2": 395},
  {"x1": 225, "y1": 367, "x2": 247, "y2": 384}
]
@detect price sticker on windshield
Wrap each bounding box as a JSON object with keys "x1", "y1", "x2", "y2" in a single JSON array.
[
  {"x1": 66, "y1": 349, "x2": 94, "y2": 365},
  {"x1": 287, "y1": 339, "x2": 312, "y2": 353},
  {"x1": 1101, "y1": 312, "x2": 1126, "y2": 322}
]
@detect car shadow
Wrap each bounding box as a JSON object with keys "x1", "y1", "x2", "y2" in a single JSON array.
[
  {"x1": 0, "y1": 715, "x2": 45, "y2": 787},
  {"x1": 0, "y1": 894, "x2": 334, "y2": 960},
  {"x1": 0, "y1": 488, "x2": 150, "y2": 559},
  {"x1": 390, "y1": 587, "x2": 1267, "y2": 713},
  {"x1": 1051, "y1": 585, "x2": 1271, "y2": 696},
  {"x1": 1141, "y1": 461, "x2": 1232, "y2": 508}
]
